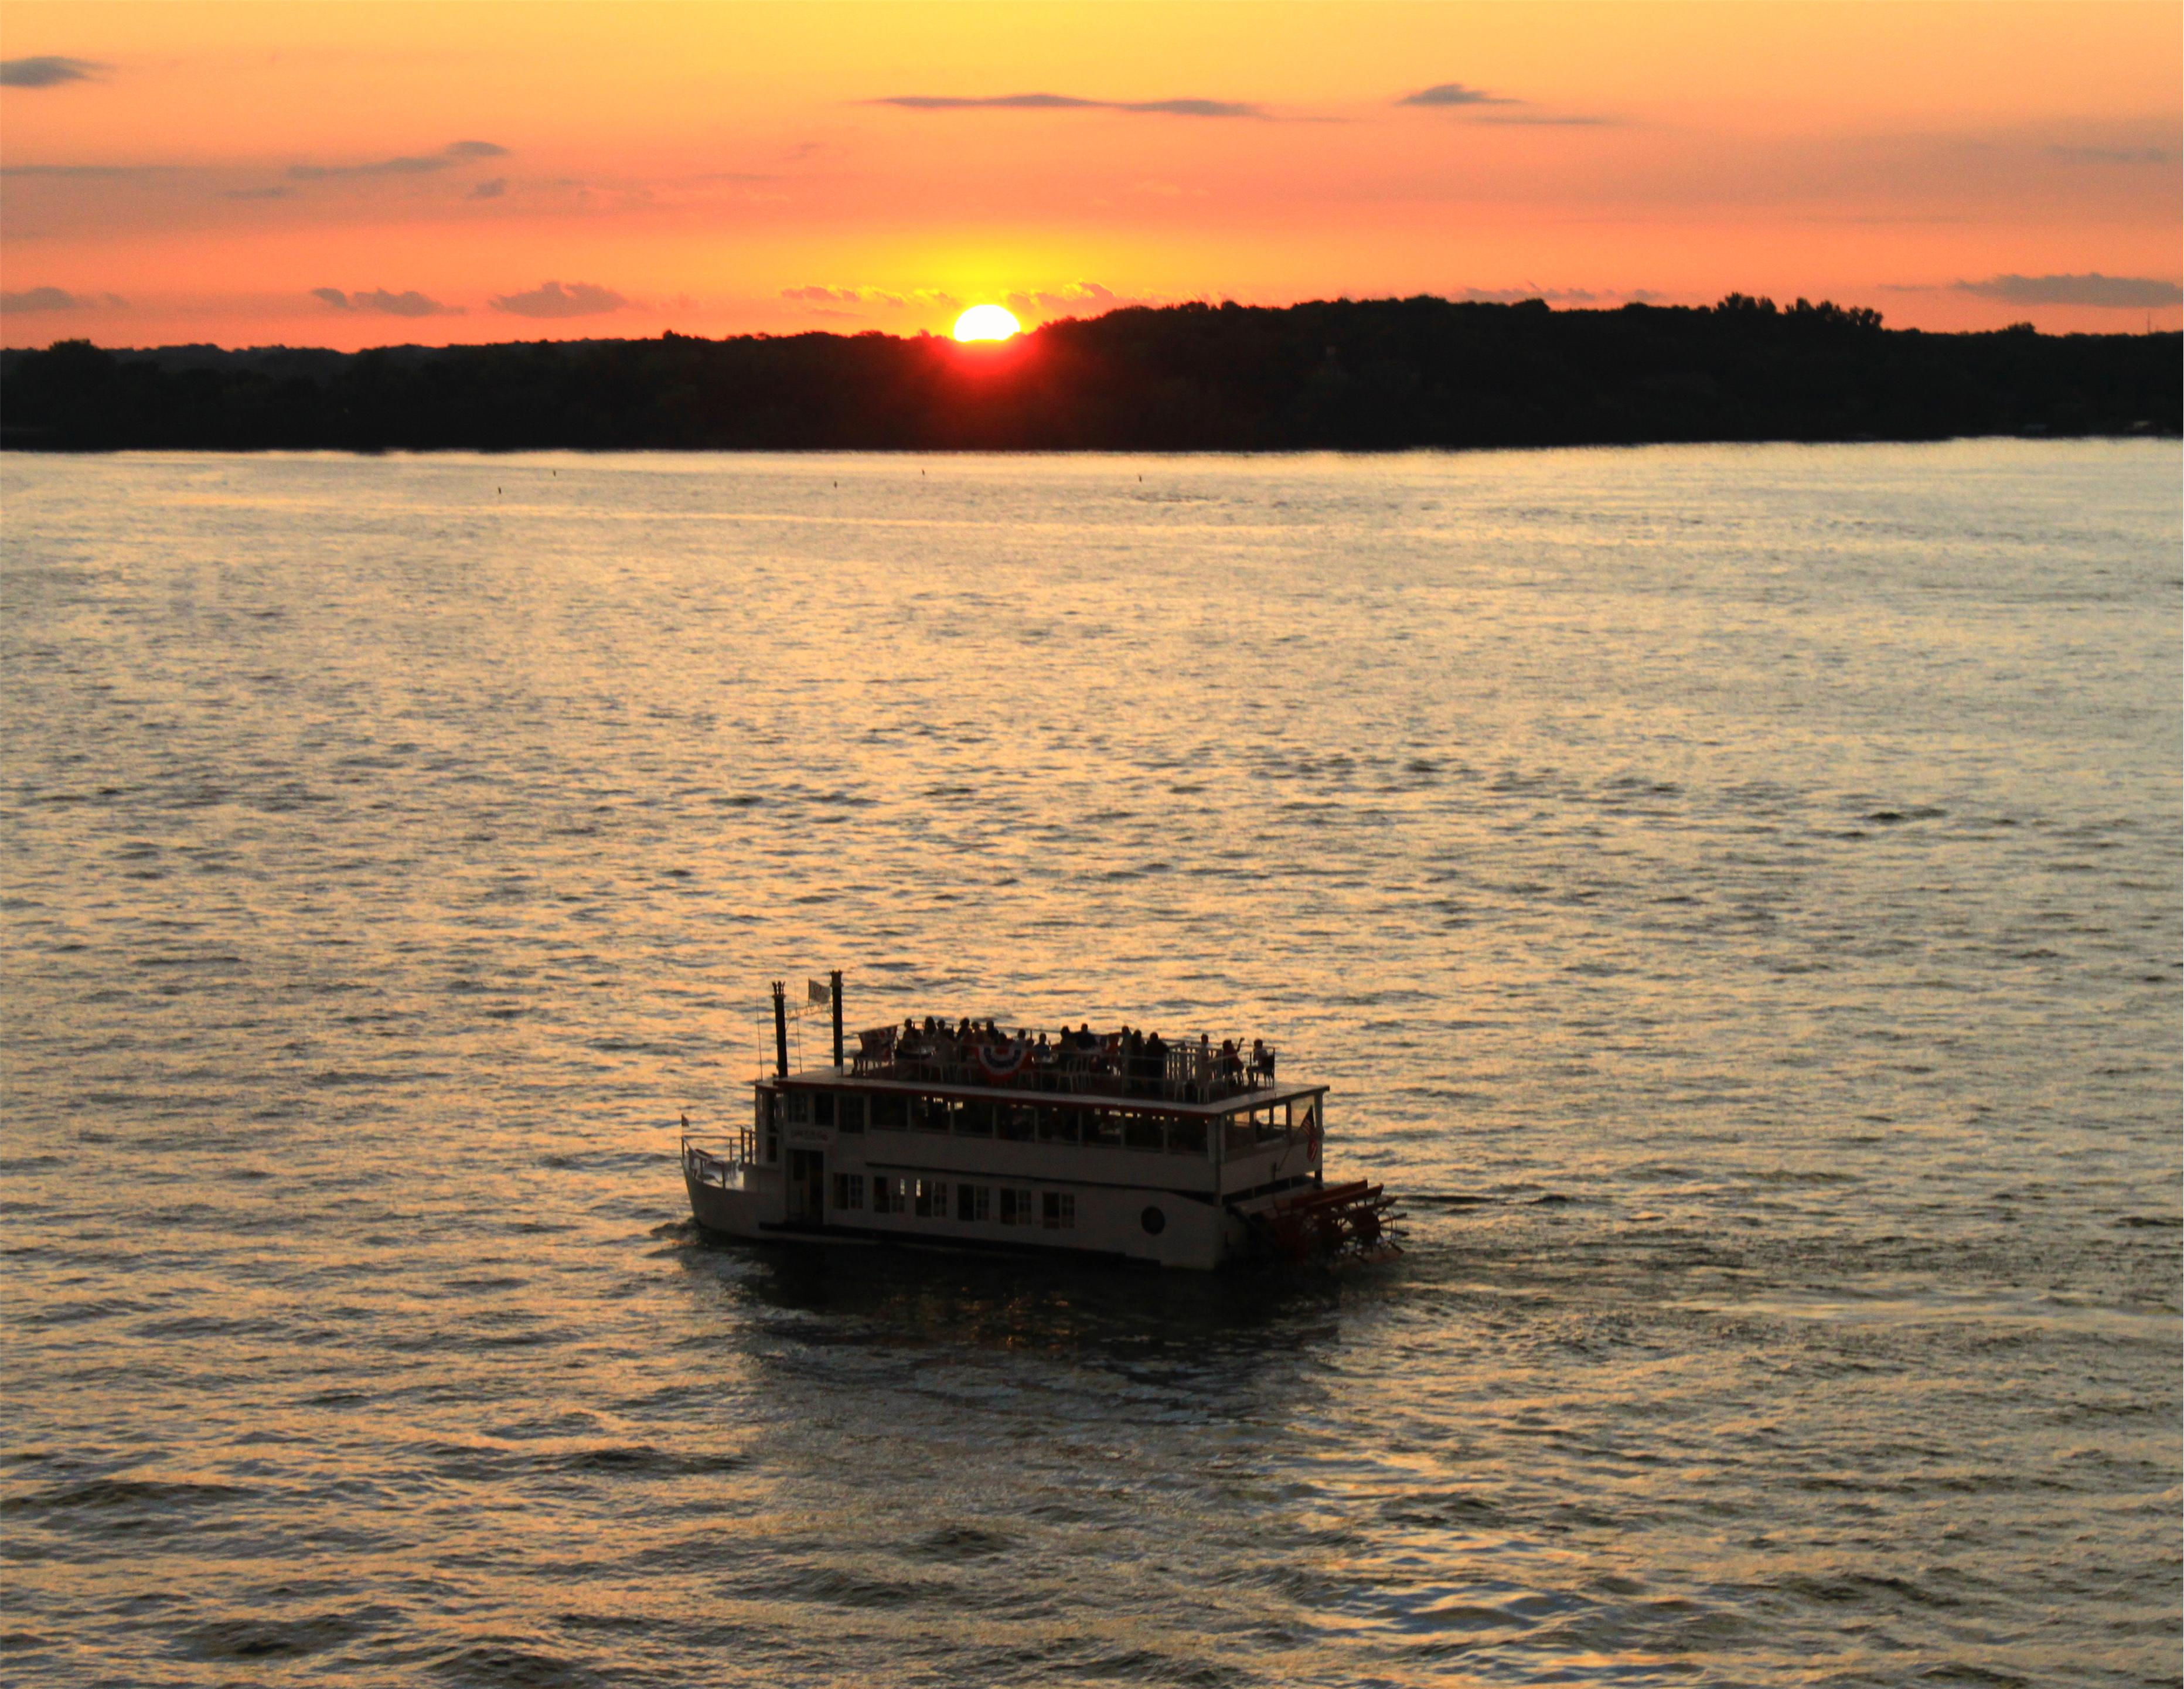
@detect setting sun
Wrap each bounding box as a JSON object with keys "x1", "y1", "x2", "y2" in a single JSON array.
[{"x1": 953, "y1": 304, "x2": 1022, "y2": 342}]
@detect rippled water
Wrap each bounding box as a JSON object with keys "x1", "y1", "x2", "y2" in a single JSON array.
[{"x1": 3, "y1": 442, "x2": 2178, "y2": 1688}]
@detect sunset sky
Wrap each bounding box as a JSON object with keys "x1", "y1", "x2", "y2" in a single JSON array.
[{"x1": 2, "y1": 0, "x2": 2178, "y2": 350}]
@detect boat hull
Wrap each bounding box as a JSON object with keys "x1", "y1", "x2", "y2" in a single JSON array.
[{"x1": 684, "y1": 1163, "x2": 1248, "y2": 1269}]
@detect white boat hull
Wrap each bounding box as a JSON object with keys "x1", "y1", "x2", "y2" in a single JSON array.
[{"x1": 686, "y1": 1161, "x2": 1255, "y2": 1269}]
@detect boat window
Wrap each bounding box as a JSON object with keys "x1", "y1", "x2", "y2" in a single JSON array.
[
  {"x1": 1084, "y1": 1111, "x2": 1123, "y2": 1149},
  {"x1": 955, "y1": 1100, "x2": 994, "y2": 1138},
  {"x1": 832, "y1": 1173, "x2": 864, "y2": 1211},
  {"x1": 1042, "y1": 1191, "x2": 1076, "y2": 1230},
  {"x1": 836, "y1": 1095, "x2": 864, "y2": 1134},
  {"x1": 868, "y1": 1093, "x2": 907, "y2": 1130},
  {"x1": 812, "y1": 1092, "x2": 834, "y2": 1128},
  {"x1": 999, "y1": 1187, "x2": 1034, "y2": 1225},
  {"x1": 1167, "y1": 1118, "x2": 1208, "y2": 1157},
  {"x1": 1123, "y1": 1113, "x2": 1164, "y2": 1152},
  {"x1": 914, "y1": 1177, "x2": 948, "y2": 1217},
  {"x1": 914, "y1": 1096, "x2": 950, "y2": 1133},
  {"x1": 782, "y1": 1092, "x2": 810, "y2": 1126},
  {"x1": 873, "y1": 1176, "x2": 905, "y2": 1215},
  {"x1": 998, "y1": 1104, "x2": 1036, "y2": 1142},
  {"x1": 1037, "y1": 1108, "x2": 1079, "y2": 1145},
  {"x1": 1255, "y1": 1106, "x2": 1285, "y2": 1145},
  {"x1": 1224, "y1": 1112, "x2": 1255, "y2": 1156},
  {"x1": 956, "y1": 1183, "x2": 991, "y2": 1223}
]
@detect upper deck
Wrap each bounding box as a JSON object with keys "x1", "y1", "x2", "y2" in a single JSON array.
[{"x1": 797, "y1": 1019, "x2": 1306, "y2": 1113}]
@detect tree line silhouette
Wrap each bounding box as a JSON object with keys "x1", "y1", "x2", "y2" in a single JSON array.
[{"x1": 2, "y1": 295, "x2": 2175, "y2": 452}]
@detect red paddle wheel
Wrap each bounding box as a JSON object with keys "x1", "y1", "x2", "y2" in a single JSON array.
[{"x1": 1259, "y1": 1180, "x2": 1404, "y2": 1265}]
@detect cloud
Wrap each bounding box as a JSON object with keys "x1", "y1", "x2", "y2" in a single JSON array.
[
  {"x1": 490, "y1": 279, "x2": 626, "y2": 318},
  {"x1": 2045, "y1": 144, "x2": 2175, "y2": 165},
  {"x1": 468, "y1": 177, "x2": 507, "y2": 199},
  {"x1": 872, "y1": 91, "x2": 1264, "y2": 119},
  {"x1": 290, "y1": 139, "x2": 509, "y2": 181},
  {"x1": 1955, "y1": 271, "x2": 2183, "y2": 308},
  {"x1": 312, "y1": 286, "x2": 462, "y2": 318},
  {"x1": 1451, "y1": 285, "x2": 1597, "y2": 304},
  {"x1": 1476, "y1": 113, "x2": 1618, "y2": 127},
  {"x1": 781, "y1": 284, "x2": 965, "y2": 311},
  {"x1": 1396, "y1": 83, "x2": 1511, "y2": 108},
  {"x1": 1444, "y1": 286, "x2": 1662, "y2": 305},
  {"x1": 1, "y1": 163, "x2": 168, "y2": 178},
  {"x1": 1003, "y1": 281, "x2": 1126, "y2": 314},
  {"x1": 783, "y1": 284, "x2": 900, "y2": 306},
  {"x1": 223, "y1": 185, "x2": 291, "y2": 200},
  {"x1": 0, "y1": 56, "x2": 104, "y2": 88},
  {"x1": 1396, "y1": 83, "x2": 1614, "y2": 125},
  {"x1": 1, "y1": 285, "x2": 123, "y2": 312}
]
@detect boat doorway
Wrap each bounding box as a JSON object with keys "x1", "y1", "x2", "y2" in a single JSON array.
[{"x1": 786, "y1": 1150, "x2": 825, "y2": 1224}]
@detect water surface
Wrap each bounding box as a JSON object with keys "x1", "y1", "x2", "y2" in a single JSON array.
[{"x1": 4, "y1": 442, "x2": 2179, "y2": 1687}]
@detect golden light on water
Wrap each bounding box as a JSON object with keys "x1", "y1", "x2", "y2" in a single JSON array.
[{"x1": 953, "y1": 305, "x2": 1021, "y2": 342}]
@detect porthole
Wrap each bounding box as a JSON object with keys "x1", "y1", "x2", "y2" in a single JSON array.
[{"x1": 1140, "y1": 1206, "x2": 1166, "y2": 1236}]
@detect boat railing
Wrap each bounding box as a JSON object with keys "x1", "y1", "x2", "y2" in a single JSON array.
[
  {"x1": 682, "y1": 1128, "x2": 755, "y2": 1190},
  {"x1": 846, "y1": 1026, "x2": 1280, "y2": 1106}
]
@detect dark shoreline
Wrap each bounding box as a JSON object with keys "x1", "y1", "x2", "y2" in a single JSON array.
[{"x1": 4, "y1": 296, "x2": 2176, "y2": 453}]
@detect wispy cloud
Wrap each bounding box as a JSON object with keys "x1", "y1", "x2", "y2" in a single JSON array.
[
  {"x1": 1, "y1": 285, "x2": 124, "y2": 312},
  {"x1": 782, "y1": 284, "x2": 972, "y2": 311},
  {"x1": 0, "y1": 163, "x2": 170, "y2": 178},
  {"x1": 1396, "y1": 83, "x2": 1613, "y2": 126},
  {"x1": 223, "y1": 185, "x2": 291, "y2": 201},
  {"x1": 1003, "y1": 281, "x2": 1146, "y2": 315},
  {"x1": 468, "y1": 178, "x2": 507, "y2": 200},
  {"x1": 1396, "y1": 83, "x2": 1512, "y2": 108},
  {"x1": 872, "y1": 92, "x2": 1265, "y2": 119},
  {"x1": 1453, "y1": 285, "x2": 1593, "y2": 304},
  {"x1": 2044, "y1": 144, "x2": 2175, "y2": 165},
  {"x1": 0, "y1": 56, "x2": 105, "y2": 88},
  {"x1": 1476, "y1": 114, "x2": 1618, "y2": 127},
  {"x1": 1955, "y1": 271, "x2": 2182, "y2": 308},
  {"x1": 490, "y1": 280, "x2": 626, "y2": 319},
  {"x1": 312, "y1": 286, "x2": 462, "y2": 318},
  {"x1": 290, "y1": 139, "x2": 507, "y2": 181},
  {"x1": 784, "y1": 284, "x2": 903, "y2": 307}
]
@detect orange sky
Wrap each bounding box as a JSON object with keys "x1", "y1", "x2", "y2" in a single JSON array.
[{"x1": 2, "y1": 1, "x2": 2178, "y2": 349}]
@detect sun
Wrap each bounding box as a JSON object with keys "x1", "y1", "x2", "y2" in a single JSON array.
[{"x1": 953, "y1": 304, "x2": 1021, "y2": 342}]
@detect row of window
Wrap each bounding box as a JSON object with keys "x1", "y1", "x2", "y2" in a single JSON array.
[
  {"x1": 776, "y1": 1092, "x2": 1318, "y2": 1157},
  {"x1": 833, "y1": 1173, "x2": 1075, "y2": 1230}
]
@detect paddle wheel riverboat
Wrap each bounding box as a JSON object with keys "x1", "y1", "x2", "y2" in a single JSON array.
[{"x1": 680, "y1": 975, "x2": 1401, "y2": 1270}]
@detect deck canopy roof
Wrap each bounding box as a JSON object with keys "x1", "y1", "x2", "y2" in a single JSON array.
[{"x1": 774, "y1": 1067, "x2": 1327, "y2": 1119}]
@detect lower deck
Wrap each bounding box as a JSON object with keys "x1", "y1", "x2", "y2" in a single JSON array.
[{"x1": 684, "y1": 1077, "x2": 1330, "y2": 1269}]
